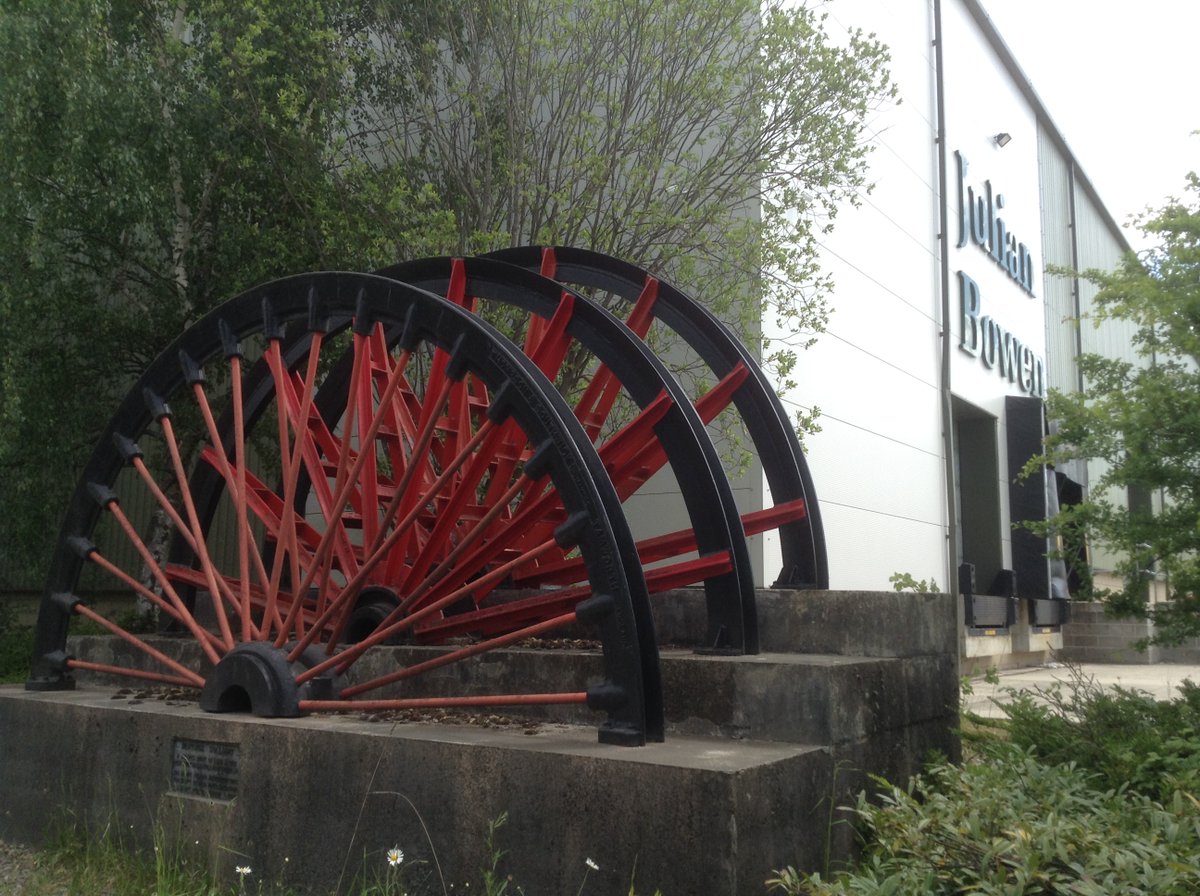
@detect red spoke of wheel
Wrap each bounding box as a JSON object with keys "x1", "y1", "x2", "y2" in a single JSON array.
[
  {"x1": 468, "y1": 382, "x2": 659, "y2": 554},
  {"x1": 202, "y1": 453, "x2": 327, "y2": 594},
  {"x1": 119, "y1": 449, "x2": 244, "y2": 649},
  {"x1": 226, "y1": 351, "x2": 255, "y2": 640},
  {"x1": 318, "y1": 412, "x2": 504, "y2": 655},
  {"x1": 513, "y1": 501, "x2": 808, "y2": 591},
  {"x1": 641, "y1": 551, "x2": 734, "y2": 592},
  {"x1": 296, "y1": 326, "x2": 418, "y2": 571},
  {"x1": 561, "y1": 390, "x2": 674, "y2": 510},
  {"x1": 363, "y1": 332, "x2": 432, "y2": 583},
  {"x1": 569, "y1": 274, "x2": 661, "y2": 441},
  {"x1": 66, "y1": 659, "x2": 198, "y2": 689},
  {"x1": 71, "y1": 602, "x2": 206, "y2": 687},
  {"x1": 594, "y1": 369, "x2": 753, "y2": 505},
  {"x1": 526, "y1": 291, "x2": 576, "y2": 379},
  {"x1": 166, "y1": 563, "x2": 320, "y2": 635},
  {"x1": 186, "y1": 365, "x2": 271, "y2": 640},
  {"x1": 395, "y1": 398, "x2": 529, "y2": 594},
  {"x1": 463, "y1": 291, "x2": 576, "y2": 530},
  {"x1": 157, "y1": 412, "x2": 236, "y2": 649},
  {"x1": 299, "y1": 692, "x2": 589, "y2": 713},
  {"x1": 340, "y1": 609, "x2": 578, "y2": 698},
  {"x1": 95, "y1": 492, "x2": 223, "y2": 664},
  {"x1": 396, "y1": 472, "x2": 533, "y2": 615},
  {"x1": 355, "y1": 344, "x2": 381, "y2": 549},
  {"x1": 509, "y1": 550, "x2": 734, "y2": 605},
  {"x1": 296, "y1": 534, "x2": 561, "y2": 684},
  {"x1": 429, "y1": 476, "x2": 565, "y2": 590},
  {"x1": 305, "y1": 327, "x2": 372, "y2": 619},
  {"x1": 76, "y1": 546, "x2": 225, "y2": 656},
  {"x1": 414, "y1": 588, "x2": 586, "y2": 642},
  {"x1": 130, "y1": 446, "x2": 254, "y2": 633},
  {"x1": 262, "y1": 336, "x2": 325, "y2": 639},
  {"x1": 271, "y1": 359, "x2": 378, "y2": 639},
  {"x1": 363, "y1": 362, "x2": 458, "y2": 562},
  {"x1": 288, "y1": 399, "x2": 497, "y2": 661},
  {"x1": 273, "y1": 332, "x2": 374, "y2": 631},
  {"x1": 692, "y1": 361, "x2": 751, "y2": 425}
]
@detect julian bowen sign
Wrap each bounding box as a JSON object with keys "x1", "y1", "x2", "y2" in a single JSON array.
[{"x1": 954, "y1": 151, "x2": 1045, "y2": 398}]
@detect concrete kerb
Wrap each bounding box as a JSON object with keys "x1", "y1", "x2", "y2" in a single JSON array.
[{"x1": 964, "y1": 662, "x2": 1200, "y2": 719}]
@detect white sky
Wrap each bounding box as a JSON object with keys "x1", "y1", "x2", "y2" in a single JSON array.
[{"x1": 980, "y1": 0, "x2": 1200, "y2": 251}]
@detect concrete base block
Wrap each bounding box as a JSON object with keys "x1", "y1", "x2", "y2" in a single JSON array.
[
  {"x1": 3, "y1": 588, "x2": 959, "y2": 894},
  {"x1": 1, "y1": 688, "x2": 836, "y2": 896}
]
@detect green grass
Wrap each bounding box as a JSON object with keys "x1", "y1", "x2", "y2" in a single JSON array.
[{"x1": 0, "y1": 600, "x2": 33, "y2": 684}]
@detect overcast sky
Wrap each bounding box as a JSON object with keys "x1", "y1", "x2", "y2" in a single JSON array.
[{"x1": 980, "y1": 0, "x2": 1199, "y2": 251}]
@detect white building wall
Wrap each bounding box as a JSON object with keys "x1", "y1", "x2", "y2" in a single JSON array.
[
  {"x1": 637, "y1": 0, "x2": 1128, "y2": 618},
  {"x1": 767, "y1": 0, "x2": 946, "y2": 591},
  {"x1": 940, "y1": 0, "x2": 1046, "y2": 582}
]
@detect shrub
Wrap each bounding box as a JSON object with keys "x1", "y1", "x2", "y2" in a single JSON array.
[
  {"x1": 1000, "y1": 673, "x2": 1200, "y2": 802},
  {"x1": 771, "y1": 675, "x2": 1200, "y2": 895},
  {"x1": 776, "y1": 744, "x2": 1200, "y2": 895}
]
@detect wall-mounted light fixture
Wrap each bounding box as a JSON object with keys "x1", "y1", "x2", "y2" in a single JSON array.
[{"x1": 994, "y1": 132, "x2": 1013, "y2": 147}]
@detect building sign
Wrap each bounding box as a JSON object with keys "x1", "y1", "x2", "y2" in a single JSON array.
[
  {"x1": 956, "y1": 152, "x2": 1036, "y2": 296},
  {"x1": 959, "y1": 272, "x2": 1045, "y2": 396},
  {"x1": 955, "y1": 151, "x2": 1045, "y2": 397}
]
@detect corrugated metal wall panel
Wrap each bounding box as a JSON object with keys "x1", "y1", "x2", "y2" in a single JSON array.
[
  {"x1": 1073, "y1": 192, "x2": 1141, "y2": 367},
  {"x1": 1037, "y1": 128, "x2": 1079, "y2": 394}
]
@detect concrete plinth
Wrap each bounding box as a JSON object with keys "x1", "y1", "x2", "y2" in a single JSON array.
[
  {"x1": 1, "y1": 590, "x2": 959, "y2": 894},
  {"x1": 1, "y1": 688, "x2": 831, "y2": 895}
]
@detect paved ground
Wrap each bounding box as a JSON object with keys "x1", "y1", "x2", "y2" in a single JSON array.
[{"x1": 964, "y1": 662, "x2": 1200, "y2": 718}]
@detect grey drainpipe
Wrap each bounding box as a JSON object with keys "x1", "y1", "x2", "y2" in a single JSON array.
[{"x1": 933, "y1": 0, "x2": 961, "y2": 611}]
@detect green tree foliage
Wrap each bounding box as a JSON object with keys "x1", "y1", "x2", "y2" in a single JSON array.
[
  {"x1": 0, "y1": 0, "x2": 455, "y2": 584},
  {"x1": 0, "y1": 0, "x2": 895, "y2": 587},
  {"x1": 1033, "y1": 173, "x2": 1200, "y2": 643},
  {"x1": 377, "y1": 0, "x2": 896, "y2": 395}
]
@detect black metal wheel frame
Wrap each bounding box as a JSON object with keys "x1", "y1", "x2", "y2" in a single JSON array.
[
  {"x1": 28, "y1": 272, "x2": 662, "y2": 746},
  {"x1": 373, "y1": 255, "x2": 759, "y2": 653},
  {"x1": 487, "y1": 246, "x2": 830, "y2": 591}
]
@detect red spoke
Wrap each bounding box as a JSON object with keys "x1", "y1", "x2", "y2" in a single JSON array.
[
  {"x1": 188, "y1": 373, "x2": 272, "y2": 639},
  {"x1": 398, "y1": 473, "x2": 533, "y2": 614},
  {"x1": 364, "y1": 366, "x2": 457, "y2": 560},
  {"x1": 623, "y1": 274, "x2": 661, "y2": 339},
  {"x1": 325, "y1": 414, "x2": 503, "y2": 652},
  {"x1": 67, "y1": 659, "x2": 198, "y2": 689},
  {"x1": 299, "y1": 692, "x2": 589, "y2": 713},
  {"x1": 101, "y1": 498, "x2": 223, "y2": 664},
  {"x1": 693, "y1": 362, "x2": 751, "y2": 424},
  {"x1": 288, "y1": 403, "x2": 498, "y2": 661},
  {"x1": 227, "y1": 354, "x2": 255, "y2": 640},
  {"x1": 73, "y1": 603, "x2": 206, "y2": 687},
  {"x1": 159, "y1": 415, "x2": 235, "y2": 649},
  {"x1": 414, "y1": 588, "x2": 584, "y2": 642},
  {"x1": 263, "y1": 336, "x2": 325, "y2": 640},
  {"x1": 83, "y1": 548, "x2": 225, "y2": 658},
  {"x1": 340, "y1": 610, "x2": 578, "y2": 698},
  {"x1": 295, "y1": 535, "x2": 561, "y2": 684}
]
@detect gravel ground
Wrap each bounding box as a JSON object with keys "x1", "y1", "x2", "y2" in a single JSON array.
[
  {"x1": 0, "y1": 839, "x2": 67, "y2": 895},
  {"x1": 0, "y1": 839, "x2": 42, "y2": 893}
]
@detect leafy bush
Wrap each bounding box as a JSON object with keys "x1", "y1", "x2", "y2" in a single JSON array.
[
  {"x1": 771, "y1": 674, "x2": 1200, "y2": 895},
  {"x1": 1000, "y1": 673, "x2": 1200, "y2": 802},
  {"x1": 779, "y1": 744, "x2": 1200, "y2": 895}
]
